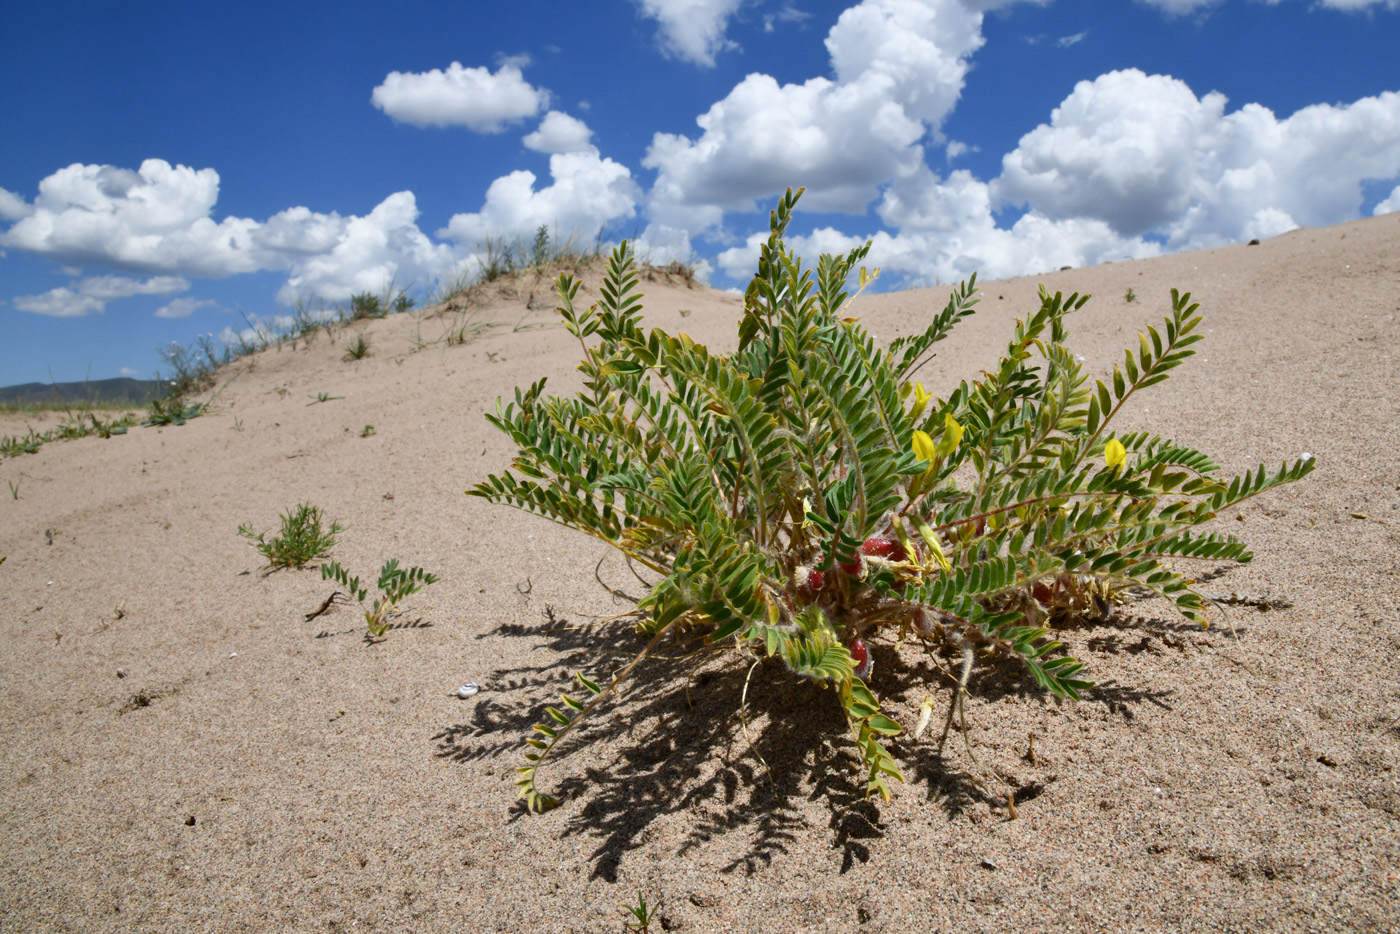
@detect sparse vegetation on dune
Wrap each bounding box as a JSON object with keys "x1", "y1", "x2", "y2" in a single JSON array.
[
  {"x1": 85, "y1": 224, "x2": 698, "y2": 410},
  {"x1": 1, "y1": 226, "x2": 704, "y2": 454},
  {"x1": 0, "y1": 403, "x2": 138, "y2": 459},
  {"x1": 426, "y1": 224, "x2": 700, "y2": 327},
  {"x1": 2, "y1": 202, "x2": 1396, "y2": 933}
]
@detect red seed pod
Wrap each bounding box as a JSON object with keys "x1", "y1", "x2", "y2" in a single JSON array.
[
  {"x1": 849, "y1": 638, "x2": 873, "y2": 679},
  {"x1": 840, "y1": 537, "x2": 909, "y2": 577},
  {"x1": 860, "y1": 537, "x2": 906, "y2": 562},
  {"x1": 797, "y1": 566, "x2": 825, "y2": 596}
]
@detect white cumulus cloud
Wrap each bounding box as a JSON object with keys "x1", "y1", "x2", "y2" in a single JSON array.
[
  {"x1": 712, "y1": 60, "x2": 1400, "y2": 289},
  {"x1": 1143, "y1": 0, "x2": 1399, "y2": 11},
  {"x1": 1134, "y1": 0, "x2": 1221, "y2": 14},
  {"x1": 257, "y1": 205, "x2": 352, "y2": 256},
  {"x1": 0, "y1": 187, "x2": 32, "y2": 221},
  {"x1": 717, "y1": 166, "x2": 1159, "y2": 286},
  {"x1": 644, "y1": 0, "x2": 1008, "y2": 231},
  {"x1": 276, "y1": 191, "x2": 456, "y2": 305},
  {"x1": 1, "y1": 160, "x2": 261, "y2": 276},
  {"x1": 764, "y1": 4, "x2": 814, "y2": 32},
  {"x1": 1314, "y1": 0, "x2": 1400, "y2": 8},
  {"x1": 154, "y1": 296, "x2": 215, "y2": 319},
  {"x1": 370, "y1": 60, "x2": 548, "y2": 131},
  {"x1": 1, "y1": 160, "x2": 461, "y2": 306},
  {"x1": 439, "y1": 150, "x2": 641, "y2": 247},
  {"x1": 993, "y1": 70, "x2": 1400, "y2": 250},
  {"x1": 523, "y1": 111, "x2": 595, "y2": 153},
  {"x1": 12, "y1": 288, "x2": 105, "y2": 318},
  {"x1": 76, "y1": 274, "x2": 188, "y2": 300},
  {"x1": 632, "y1": 223, "x2": 702, "y2": 270},
  {"x1": 825, "y1": 0, "x2": 986, "y2": 125},
  {"x1": 1374, "y1": 184, "x2": 1400, "y2": 215},
  {"x1": 13, "y1": 273, "x2": 188, "y2": 318},
  {"x1": 635, "y1": 0, "x2": 745, "y2": 66}
]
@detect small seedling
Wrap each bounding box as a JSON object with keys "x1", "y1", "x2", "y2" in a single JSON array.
[
  {"x1": 307, "y1": 392, "x2": 344, "y2": 405},
  {"x1": 343, "y1": 333, "x2": 371, "y2": 361},
  {"x1": 87, "y1": 414, "x2": 129, "y2": 438},
  {"x1": 621, "y1": 891, "x2": 660, "y2": 933},
  {"x1": 143, "y1": 396, "x2": 203, "y2": 426},
  {"x1": 361, "y1": 424, "x2": 376, "y2": 438},
  {"x1": 1125, "y1": 287, "x2": 1137, "y2": 303},
  {"x1": 231, "y1": 416, "x2": 244, "y2": 432},
  {"x1": 678, "y1": 308, "x2": 692, "y2": 318},
  {"x1": 445, "y1": 308, "x2": 494, "y2": 346},
  {"x1": 321, "y1": 558, "x2": 439, "y2": 640},
  {"x1": 7, "y1": 480, "x2": 17, "y2": 500},
  {"x1": 239, "y1": 503, "x2": 342, "y2": 569},
  {"x1": 1, "y1": 431, "x2": 43, "y2": 457}
]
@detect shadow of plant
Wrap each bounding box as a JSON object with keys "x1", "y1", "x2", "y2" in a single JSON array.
[
  {"x1": 1088, "y1": 679, "x2": 1176, "y2": 719},
  {"x1": 430, "y1": 598, "x2": 1178, "y2": 882},
  {"x1": 550, "y1": 661, "x2": 885, "y2": 880}
]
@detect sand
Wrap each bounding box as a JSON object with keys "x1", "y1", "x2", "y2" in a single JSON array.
[{"x1": 1, "y1": 214, "x2": 1397, "y2": 933}]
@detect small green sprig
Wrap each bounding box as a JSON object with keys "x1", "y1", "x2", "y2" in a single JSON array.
[
  {"x1": 321, "y1": 558, "x2": 439, "y2": 639},
  {"x1": 620, "y1": 891, "x2": 660, "y2": 932}
]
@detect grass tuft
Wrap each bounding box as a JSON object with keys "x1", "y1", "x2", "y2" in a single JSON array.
[
  {"x1": 238, "y1": 503, "x2": 343, "y2": 570},
  {"x1": 342, "y1": 332, "x2": 371, "y2": 361}
]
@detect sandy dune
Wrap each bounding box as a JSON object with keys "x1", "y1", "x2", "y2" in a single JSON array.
[{"x1": 2, "y1": 214, "x2": 1397, "y2": 932}]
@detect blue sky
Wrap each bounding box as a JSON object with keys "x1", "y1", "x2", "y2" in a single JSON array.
[{"x1": 2, "y1": 0, "x2": 1398, "y2": 386}]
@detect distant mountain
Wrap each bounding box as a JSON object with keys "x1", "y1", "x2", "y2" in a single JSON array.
[{"x1": 0, "y1": 377, "x2": 161, "y2": 407}]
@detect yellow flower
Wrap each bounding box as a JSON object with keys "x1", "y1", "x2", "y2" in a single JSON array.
[
  {"x1": 908, "y1": 381, "x2": 931, "y2": 420},
  {"x1": 1104, "y1": 438, "x2": 1126, "y2": 471},
  {"x1": 912, "y1": 429, "x2": 936, "y2": 464},
  {"x1": 915, "y1": 520, "x2": 952, "y2": 573},
  {"x1": 934, "y1": 413, "x2": 964, "y2": 459}
]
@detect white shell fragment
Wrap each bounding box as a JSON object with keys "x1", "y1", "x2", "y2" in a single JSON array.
[{"x1": 457, "y1": 682, "x2": 480, "y2": 698}]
